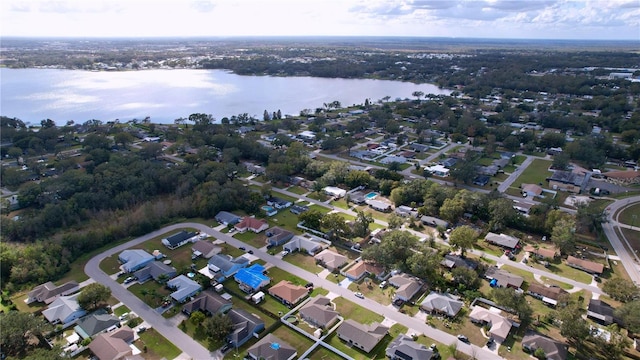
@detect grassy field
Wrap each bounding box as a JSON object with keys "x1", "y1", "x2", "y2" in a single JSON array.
[
  {"x1": 332, "y1": 296, "x2": 384, "y2": 324},
  {"x1": 511, "y1": 159, "x2": 553, "y2": 189},
  {"x1": 270, "y1": 326, "x2": 316, "y2": 357},
  {"x1": 137, "y1": 328, "x2": 182, "y2": 360},
  {"x1": 113, "y1": 305, "x2": 130, "y2": 317},
  {"x1": 287, "y1": 186, "x2": 309, "y2": 195},
  {"x1": 283, "y1": 252, "x2": 323, "y2": 274},
  {"x1": 621, "y1": 227, "x2": 640, "y2": 255},
  {"x1": 618, "y1": 203, "x2": 640, "y2": 226},
  {"x1": 347, "y1": 278, "x2": 394, "y2": 305}
]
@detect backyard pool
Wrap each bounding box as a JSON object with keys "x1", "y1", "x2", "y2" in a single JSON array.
[
  {"x1": 262, "y1": 205, "x2": 276, "y2": 215},
  {"x1": 365, "y1": 192, "x2": 378, "y2": 200}
]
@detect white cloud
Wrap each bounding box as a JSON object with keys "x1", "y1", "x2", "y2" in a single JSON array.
[{"x1": 0, "y1": 0, "x2": 637, "y2": 39}]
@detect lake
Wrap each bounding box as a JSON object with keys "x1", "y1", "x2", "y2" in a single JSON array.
[{"x1": 0, "y1": 68, "x2": 450, "y2": 125}]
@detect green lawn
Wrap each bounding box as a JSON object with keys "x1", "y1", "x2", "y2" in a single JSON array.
[
  {"x1": 127, "y1": 281, "x2": 171, "y2": 307},
  {"x1": 267, "y1": 211, "x2": 305, "y2": 234},
  {"x1": 308, "y1": 204, "x2": 331, "y2": 214},
  {"x1": 332, "y1": 296, "x2": 384, "y2": 324},
  {"x1": 513, "y1": 155, "x2": 526, "y2": 165},
  {"x1": 511, "y1": 158, "x2": 553, "y2": 188},
  {"x1": 233, "y1": 230, "x2": 265, "y2": 248},
  {"x1": 137, "y1": 328, "x2": 182, "y2": 360},
  {"x1": 618, "y1": 203, "x2": 640, "y2": 227},
  {"x1": 113, "y1": 305, "x2": 130, "y2": 317},
  {"x1": 283, "y1": 252, "x2": 323, "y2": 274},
  {"x1": 287, "y1": 186, "x2": 309, "y2": 195},
  {"x1": 271, "y1": 326, "x2": 316, "y2": 357},
  {"x1": 100, "y1": 255, "x2": 122, "y2": 275}
]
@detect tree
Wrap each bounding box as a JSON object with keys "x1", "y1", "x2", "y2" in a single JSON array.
[
  {"x1": 352, "y1": 210, "x2": 374, "y2": 238},
  {"x1": 407, "y1": 249, "x2": 441, "y2": 283},
  {"x1": 321, "y1": 212, "x2": 350, "y2": 241},
  {"x1": 450, "y1": 160, "x2": 477, "y2": 184},
  {"x1": 551, "y1": 152, "x2": 570, "y2": 170},
  {"x1": 22, "y1": 346, "x2": 66, "y2": 360},
  {"x1": 139, "y1": 142, "x2": 163, "y2": 159},
  {"x1": 298, "y1": 209, "x2": 323, "y2": 230},
  {"x1": 204, "y1": 313, "x2": 233, "y2": 342},
  {"x1": 451, "y1": 266, "x2": 481, "y2": 290},
  {"x1": 0, "y1": 311, "x2": 53, "y2": 356},
  {"x1": 387, "y1": 213, "x2": 404, "y2": 229},
  {"x1": 551, "y1": 218, "x2": 576, "y2": 255},
  {"x1": 491, "y1": 287, "x2": 532, "y2": 325},
  {"x1": 592, "y1": 324, "x2": 631, "y2": 360},
  {"x1": 575, "y1": 201, "x2": 607, "y2": 234},
  {"x1": 556, "y1": 304, "x2": 590, "y2": 345},
  {"x1": 190, "y1": 310, "x2": 206, "y2": 325},
  {"x1": 362, "y1": 230, "x2": 417, "y2": 271},
  {"x1": 439, "y1": 197, "x2": 465, "y2": 224},
  {"x1": 603, "y1": 277, "x2": 640, "y2": 302},
  {"x1": 77, "y1": 283, "x2": 111, "y2": 311},
  {"x1": 488, "y1": 198, "x2": 518, "y2": 231},
  {"x1": 448, "y1": 225, "x2": 478, "y2": 257},
  {"x1": 614, "y1": 300, "x2": 640, "y2": 333},
  {"x1": 113, "y1": 131, "x2": 134, "y2": 149}
]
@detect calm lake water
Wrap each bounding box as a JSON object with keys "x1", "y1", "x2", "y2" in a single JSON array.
[{"x1": 1, "y1": 68, "x2": 450, "y2": 125}]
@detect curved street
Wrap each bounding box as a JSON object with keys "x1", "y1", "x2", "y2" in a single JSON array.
[{"x1": 604, "y1": 195, "x2": 640, "y2": 285}]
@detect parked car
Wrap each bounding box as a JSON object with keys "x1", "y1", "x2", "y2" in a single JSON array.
[
  {"x1": 247, "y1": 250, "x2": 254, "y2": 254},
  {"x1": 281, "y1": 250, "x2": 289, "y2": 256},
  {"x1": 137, "y1": 326, "x2": 147, "y2": 334},
  {"x1": 354, "y1": 292, "x2": 364, "y2": 299},
  {"x1": 124, "y1": 277, "x2": 135, "y2": 284},
  {"x1": 220, "y1": 344, "x2": 231, "y2": 353},
  {"x1": 457, "y1": 335, "x2": 469, "y2": 343},
  {"x1": 239, "y1": 247, "x2": 246, "y2": 251}
]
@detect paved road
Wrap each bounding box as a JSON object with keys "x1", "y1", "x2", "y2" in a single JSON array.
[
  {"x1": 86, "y1": 222, "x2": 501, "y2": 360},
  {"x1": 605, "y1": 196, "x2": 640, "y2": 285},
  {"x1": 84, "y1": 224, "x2": 216, "y2": 360},
  {"x1": 497, "y1": 155, "x2": 534, "y2": 193}
]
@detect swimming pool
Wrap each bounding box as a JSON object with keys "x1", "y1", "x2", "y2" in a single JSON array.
[
  {"x1": 262, "y1": 205, "x2": 276, "y2": 215},
  {"x1": 365, "y1": 192, "x2": 378, "y2": 200}
]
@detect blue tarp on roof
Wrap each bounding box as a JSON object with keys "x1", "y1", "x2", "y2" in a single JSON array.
[{"x1": 234, "y1": 264, "x2": 269, "y2": 290}]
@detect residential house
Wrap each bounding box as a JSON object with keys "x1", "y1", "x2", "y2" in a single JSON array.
[
  {"x1": 513, "y1": 200, "x2": 534, "y2": 215},
  {"x1": 191, "y1": 240, "x2": 221, "y2": 259},
  {"x1": 74, "y1": 310, "x2": 120, "y2": 339},
  {"x1": 133, "y1": 261, "x2": 176, "y2": 283},
  {"x1": 269, "y1": 280, "x2": 309, "y2": 307},
  {"x1": 566, "y1": 256, "x2": 604, "y2": 275},
  {"x1": 42, "y1": 294, "x2": 87, "y2": 327},
  {"x1": 266, "y1": 227, "x2": 295, "y2": 246},
  {"x1": 424, "y1": 164, "x2": 449, "y2": 177},
  {"x1": 215, "y1": 211, "x2": 242, "y2": 226},
  {"x1": 344, "y1": 261, "x2": 386, "y2": 282},
  {"x1": 409, "y1": 143, "x2": 430, "y2": 153},
  {"x1": 389, "y1": 274, "x2": 423, "y2": 302},
  {"x1": 267, "y1": 197, "x2": 292, "y2": 209},
  {"x1": 88, "y1": 326, "x2": 135, "y2": 360},
  {"x1": 420, "y1": 216, "x2": 449, "y2": 229},
  {"x1": 299, "y1": 296, "x2": 339, "y2": 329},
  {"x1": 314, "y1": 249, "x2": 348, "y2": 271},
  {"x1": 208, "y1": 254, "x2": 250, "y2": 280},
  {"x1": 493, "y1": 158, "x2": 510, "y2": 169},
  {"x1": 283, "y1": 235, "x2": 325, "y2": 255},
  {"x1": 547, "y1": 171, "x2": 589, "y2": 193},
  {"x1": 522, "y1": 332, "x2": 568, "y2": 360},
  {"x1": 337, "y1": 319, "x2": 388, "y2": 353},
  {"x1": 386, "y1": 334, "x2": 436, "y2": 360},
  {"x1": 247, "y1": 334, "x2": 297, "y2": 360},
  {"x1": 469, "y1": 306, "x2": 513, "y2": 343},
  {"x1": 235, "y1": 264, "x2": 270, "y2": 293},
  {"x1": 182, "y1": 290, "x2": 232, "y2": 316},
  {"x1": 473, "y1": 175, "x2": 490, "y2": 186},
  {"x1": 419, "y1": 292, "x2": 464, "y2": 317},
  {"x1": 440, "y1": 254, "x2": 478, "y2": 271},
  {"x1": 603, "y1": 170, "x2": 640, "y2": 186},
  {"x1": 167, "y1": 275, "x2": 202, "y2": 303},
  {"x1": 119, "y1": 249, "x2": 155, "y2": 273},
  {"x1": 587, "y1": 299, "x2": 620, "y2": 325},
  {"x1": 395, "y1": 205, "x2": 418, "y2": 218},
  {"x1": 290, "y1": 204, "x2": 309, "y2": 215},
  {"x1": 227, "y1": 308, "x2": 265, "y2": 348},
  {"x1": 524, "y1": 245, "x2": 558, "y2": 260},
  {"x1": 521, "y1": 183, "x2": 544, "y2": 198},
  {"x1": 366, "y1": 199, "x2": 391, "y2": 212},
  {"x1": 26, "y1": 281, "x2": 79, "y2": 304},
  {"x1": 161, "y1": 231, "x2": 197, "y2": 250},
  {"x1": 485, "y1": 267, "x2": 524, "y2": 289},
  {"x1": 485, "y1": 232, "x2": 520, "y2": 250},
  {"x1": 349, "y1": 191, "x2": 367, "y2": 204},
  {"x1": 526, "y1": 283, "x2": 567, "y2": 307},
  {"x1": 244, "y1": 162, "x2": 265, "y2": 175},
  {"x1": 324, "y1": 186, "x2": 347, "y2": 198},
  {"x1": 440, "y1": 158, "x2": 458, "y2": 168},
  {"x1": 235, "y1": 217, "x2": 269, "y2": 234}
]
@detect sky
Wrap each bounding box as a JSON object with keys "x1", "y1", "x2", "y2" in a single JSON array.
[{"x1": 1, "y1": 0, "x2": 639, "y2": 40}]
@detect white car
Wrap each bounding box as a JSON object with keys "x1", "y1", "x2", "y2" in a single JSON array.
[
  {"x1": 354, "y1": 292, "x2": 364, "y2": 299},
  {"x1": 281, "y1": 250, "x2": 290, "y2": 256}
]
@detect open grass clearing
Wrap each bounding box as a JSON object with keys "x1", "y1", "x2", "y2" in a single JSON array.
[
  {"x1": 618, "y1": 203, "x2": 640, "y2": 226},
  {"x1": 332, "y1": 296, "x2": 384, "y2": 324},
  {"x1": 287, "y1": 186, "x2": 309, "y2": 195},
  {"x1": 137, "y1": 328, "x2": 182, "y2": 360},
  {"x1": 283, "y1": 252, "x2": 323, "y2": 274},
  {"x1": 512, "y1": 159, "x2": 553, "y2": 188}
]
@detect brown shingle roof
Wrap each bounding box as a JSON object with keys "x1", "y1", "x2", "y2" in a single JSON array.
[
  {"x1": 268, "y1": 280, "x2": 308, "y2": 306},
  {"x1": 566, "y1": 256, "x2": 604, "y2": 274}
]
